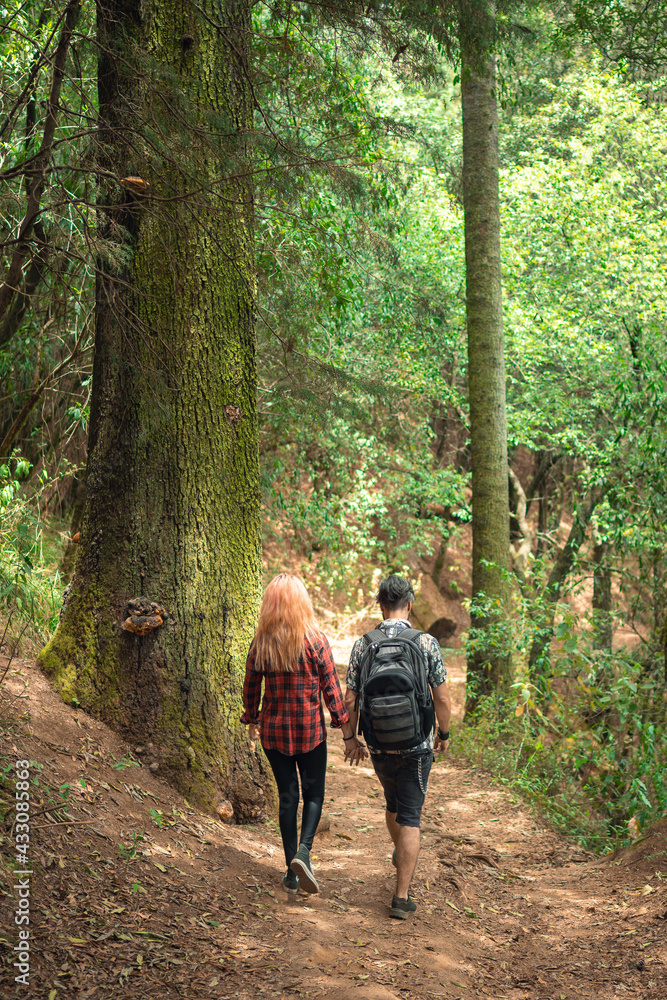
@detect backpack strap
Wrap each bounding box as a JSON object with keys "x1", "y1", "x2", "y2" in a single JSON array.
[
  {"x1": 396, "y1": 627, "x2": 422, "y2": 643},
  {"x1": 356, "y1": 630, "x2": 386, "y2": 739},
  {"x1": 395, "y1": 627, "x2": 431, "y2": 710}
]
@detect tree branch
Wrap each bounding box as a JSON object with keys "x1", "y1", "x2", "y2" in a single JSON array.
[
  {"x1": 0, "y1": 321, "x2": 90, "y2": 460},
  {"x1": 0, "y1": 0, "x2": 81, "y2": 323},
  {"x1": 508, "y1": 466, "x2": 533, "y2": 587},
  {"x1": 0, "y1": 221, "x2": 50, "y2": 349},
  {"x1": 528, "y1": 483, "x2": 606, "y2": 671}
]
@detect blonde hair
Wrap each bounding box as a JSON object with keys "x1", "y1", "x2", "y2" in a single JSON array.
[{"x1": 253, "y1": 574, "x2": 319, "y2": 672}]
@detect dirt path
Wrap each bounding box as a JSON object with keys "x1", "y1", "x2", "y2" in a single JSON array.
[{"x1": 1, "y1": 659, "x2": 666, "y2": 999}]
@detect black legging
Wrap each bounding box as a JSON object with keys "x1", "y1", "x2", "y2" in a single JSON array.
[{"x1": 263, "y1": 739, "x2": 327, "y2": 868}]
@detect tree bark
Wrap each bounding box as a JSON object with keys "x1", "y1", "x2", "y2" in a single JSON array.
[
  {"x1": 592, "y1": 540, "x2": 612, "y2": 652},
  {"x1": 432, "y1": 532, "x2": 449, "y2": 590},
  {"x1": 460, "y1": 14, "x2": 511, "y2": 707},
  {"x1": 59, "y1": 471, "x2": 86, "y2": 580},
  {"x1": 39, "y1": 0, "x2": 268, "y2": 820}
]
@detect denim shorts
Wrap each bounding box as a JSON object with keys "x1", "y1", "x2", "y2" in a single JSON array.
[{"x1": 370, "y1": 749, "x2": 433, "y2": 827}]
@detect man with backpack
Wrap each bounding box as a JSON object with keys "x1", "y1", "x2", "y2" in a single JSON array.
[{"x1": 344, "y1": 575, "x2": 451, "y2": 920}]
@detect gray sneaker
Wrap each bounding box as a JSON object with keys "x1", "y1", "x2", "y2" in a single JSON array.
[
  {"x1": 390, "y1": 895, "x2": 417, "y2": 920},
  {"x1": 282, "y1": 869, "x2": 299, "y2": 894},
  {"x1": 289, "y1": 845, "x2": 319, "y2": 894}
]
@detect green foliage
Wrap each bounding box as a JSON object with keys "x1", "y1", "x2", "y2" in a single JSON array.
[
  {"x1": 112, "y1": 754, "x2": 140, "y2": 771},
  {"x1": 253, "y1": 20, "x2": 471, "y2": 595},
  {"x1": 0, "y1": 458, "x2": 62, "y2": 642},
  {"x1": 464, "y1": 592, "x2": 515, "y2": 692},
  {"x1": 460, "y1": 613, "x2": 667, "y2": 851},
  {"x1": 117, "y1": 830, "x2": 146, "y2": 861},
  {"x1": 149, "y1": 807, "x2": 165, "y2": 829}
]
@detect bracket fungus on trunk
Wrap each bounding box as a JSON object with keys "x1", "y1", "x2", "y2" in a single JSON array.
[{"x1": 121, "y1": 597, "x2": 167, "y2": 635}]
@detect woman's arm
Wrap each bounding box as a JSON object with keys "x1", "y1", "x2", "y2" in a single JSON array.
[
  {"x1": 314, "y1": 634, "x2": 350, "y2": 730},
  {"x1": 315, "y1": 634, "x2": 367, "y2": 763},
  {"x1": 240, "y1": 647, "x2": 263, "y2": 733}
]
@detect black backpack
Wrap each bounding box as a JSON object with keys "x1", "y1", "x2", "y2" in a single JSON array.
[{"x1": 356, "y1": 627, "x2": 435, "y2": 752}]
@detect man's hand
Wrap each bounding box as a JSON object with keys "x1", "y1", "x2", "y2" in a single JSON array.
[
  {"x1": 344, "y1": 738, "x2": 368, "y2": 766},
  {"x1": 248, "y1": 724, "x2": 260, "y2": 742},
  {"x1": 433, "y1": 735, "x2": 449, "y2": 755}
]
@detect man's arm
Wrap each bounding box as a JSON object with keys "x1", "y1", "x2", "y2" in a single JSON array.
[
  {"x1": 344, "y1": 637, "x2": 364, "y2": 738},
  {"x1": 344, "y1": 685, "x2": 358, "y2": 733},
  {"x1": 432, "y1": 680, "x2": 451, "y2": 754},
  {"x1": 343, "y1": 685, "x2": 368, "y2": 764},
  {"x1": 343, "y1": 637, "x2": 368, "y2": 765}
]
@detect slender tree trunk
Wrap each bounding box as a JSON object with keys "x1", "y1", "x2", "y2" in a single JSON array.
[
  {"x1": 39, "y1": 0, "x2": 269, "y2": 820},
  {"x1": 592, "y1": 540, "x2": 612, "y2": 652},
  {"x1": 432, "y1": 531, "x2": 449, "y2": 590},
  {"x1": 537, "y1": 452, "x2": 549, "y2": 557},
  {"x1": 460, "y1": 16, "x2": 511, "y2": 708},
  {"x1": 649, "y1": 547, "x2": 667, "y2": 682}
]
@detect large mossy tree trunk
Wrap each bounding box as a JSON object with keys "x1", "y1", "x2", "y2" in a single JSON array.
[
  {"x1": 460, "y1": 11, "x2": 512, "y2": 710},
  {"x1": 38, "y1": 0, "x2": 269, "y2": 819}
]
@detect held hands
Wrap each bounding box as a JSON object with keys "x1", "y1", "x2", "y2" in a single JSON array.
[
  {"x1": 248, "y1": 723, "x2": 260, "y2": 742},
  {"x1": 344, "y1": 737, "x2": 368, "y2": 766}
]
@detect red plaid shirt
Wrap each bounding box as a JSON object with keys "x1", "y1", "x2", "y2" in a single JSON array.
[{"x1": 241, "y1": 631, "x2": 349, "y2": 754}]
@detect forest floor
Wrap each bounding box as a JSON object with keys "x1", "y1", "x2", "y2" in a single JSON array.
[{"x1": 1, "y1": 652, "x2": 667, "y2": 1000}]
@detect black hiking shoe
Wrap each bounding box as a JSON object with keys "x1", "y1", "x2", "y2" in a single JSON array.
[
  {"x1": 390, "y1": 895, "x2": 417, "y2": 920},
  {"x1": 282, "y1": 869, "x2": 299, "y2": 894},
  {"x1": 290, "y1": 845, "x2": 319, "y2": 894}
]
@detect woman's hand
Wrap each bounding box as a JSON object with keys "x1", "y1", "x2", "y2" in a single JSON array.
[
  {"x1": 344, "y1": 737, "x2": 368, "y2": 766},
  {"x1": 248, "y1": 723, "x2": 260, "y2": 742}
]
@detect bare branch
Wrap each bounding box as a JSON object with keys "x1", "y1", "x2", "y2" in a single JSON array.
[
  {"x1": 0, "y1": 0, "x2": 81, "y2": 323},
  {"x1": 508, "y1": 466, "x2": 534, "y2": 588},
  {"x1": 0, "y1": 318, "x2": 92, "y2": 460}
]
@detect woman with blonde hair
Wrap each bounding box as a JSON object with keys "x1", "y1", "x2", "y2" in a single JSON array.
[{"x1": 242, "y1": 574, "x2": 365, "y2": 894}]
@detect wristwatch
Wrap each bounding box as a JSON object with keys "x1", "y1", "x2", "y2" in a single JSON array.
[{"x1": 437, "y1": 728, "x2": 450, "y2": 741}]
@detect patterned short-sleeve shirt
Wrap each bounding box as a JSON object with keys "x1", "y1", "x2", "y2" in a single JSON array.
[{"x1": 346, "y1": 619, "x2": 447, "y2": 693}]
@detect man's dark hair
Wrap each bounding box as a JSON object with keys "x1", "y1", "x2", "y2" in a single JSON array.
[{"x1": 376, "y1": 575, "x2": 415, "y2": 611}]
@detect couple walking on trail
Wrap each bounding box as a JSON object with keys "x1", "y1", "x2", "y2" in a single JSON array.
[{"x1": 241, "y1": 572, "x2": 451, "y2": 919}]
